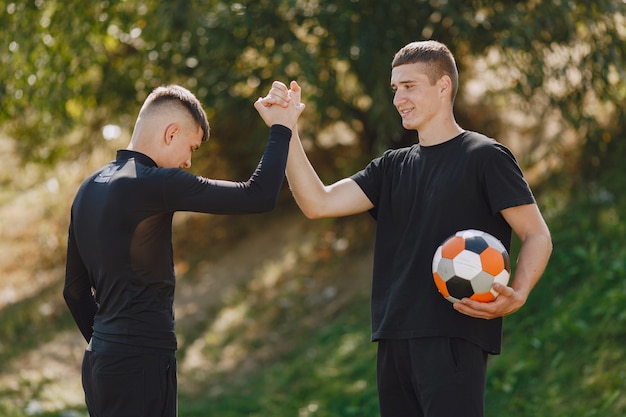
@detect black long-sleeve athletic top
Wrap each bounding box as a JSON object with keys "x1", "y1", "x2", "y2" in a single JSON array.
[{"x1": 63, "y1": 124, "x2": 291, "y2": 351}]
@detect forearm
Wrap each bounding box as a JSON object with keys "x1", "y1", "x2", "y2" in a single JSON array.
[
  {"x1": 285, "y1": 129, "x2": 330, "y2": 219},
  {"x1": 510, "y1": 231, "x2": 553, "y2": 300},
  {"x1": 454, "y1": 207, "x2": 552, "y2": 319},
  {"x1": 64, "y1": 231, "x2": 97, "y2": 342},
  {"x1": 63, "y1": 286, "x2": 97, "y2": 342},
  {"x1": 241, "y1": 124, "x2": 292, "y2": 211},
  {"x1": 168, "y1": 125, "x2": 291, "y2": 214}
]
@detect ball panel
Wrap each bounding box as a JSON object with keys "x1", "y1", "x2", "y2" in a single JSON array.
[
  {"x1": 446, "y1": 295, "x2": 461, "y2": 303},
  {"x1": 432, "y1": 229, "x2": 512, "y2": 304},
  {"x1": 433, "y1": 272, "x2": 451, "y2": 298},
  {"x1": 481, "y1": 233, "x2": 507, "y2": 253},
  {"x1": 436, "y1": 257, "x2": 456, "y2": 281},
  {"x1": 464, "y1": 236, "x2": 489, "y2": 254},
  {"x1": 470, "y1": 270, "x2": 495, "y2": 293},
  {"x1": 457, "y1": 229, "x2": 483, "y2": 239},
  {"x1": 432, "y1": 246, "x2": 443, "y2": 274},
  {"x1": 480, "y1": 247, "x2": 505, "y2": 275},
  {"x1": 502, "y1": 250, "x2": 511, "y2": 273},
  {"x1": 493, "y1": 269, "x2": 510, "y2": 286},
  {"x1": 470, "y1": 291, "x2": 496, "y2": 302},
  {"x1": 446, "y1": 276, "x2": 475, "y2": 300},
  {"x1": 451, "y1": 250, "x2": 482, "y2": 279},
  {"x1": 441, "y1": 235, "x2": 465, "y2": 258}
]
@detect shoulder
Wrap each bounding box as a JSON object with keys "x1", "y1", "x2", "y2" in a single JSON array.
[
  {"x1": 374, "y1": 145, "x2": 419, "y2": 165},
  {"x1": 461, "y1": 131, "x2": 516, "y2": 161},
  {"x1": 462, "y1": 131, "x2": 501, "y2": 149},
  {"x1": 355, "y1": 146, "x2": 417, "y2": 179}
]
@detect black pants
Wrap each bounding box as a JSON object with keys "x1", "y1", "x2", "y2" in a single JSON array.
[
  {"x1": 377, "y1": 337, "x2": 488, "y2": 417},
  {"x1": 82, "y1": 338, "x2": 177, "y2": 417}
]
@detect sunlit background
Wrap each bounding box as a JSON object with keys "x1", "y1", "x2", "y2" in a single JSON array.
[{"x1": 1, "y1": 1, "x2": 625, "y2": 416}]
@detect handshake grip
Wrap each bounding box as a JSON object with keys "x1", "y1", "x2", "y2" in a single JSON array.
[{"x1": 254, "y1": 80, "x2": 305, "y2": 129}]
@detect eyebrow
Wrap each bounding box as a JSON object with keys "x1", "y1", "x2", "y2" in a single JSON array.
[{"x1": 391, "y1": 79, "x2": 417, "y2": 89}]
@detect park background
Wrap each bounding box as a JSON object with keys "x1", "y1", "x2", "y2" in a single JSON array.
[{"x1": 1, "y1": 1, "x2": 625, "y2": 416}]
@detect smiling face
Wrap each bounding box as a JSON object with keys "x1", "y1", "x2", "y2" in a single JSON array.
[{"x1": 392, "y1": 62, "x2": 455, "y2": 133}]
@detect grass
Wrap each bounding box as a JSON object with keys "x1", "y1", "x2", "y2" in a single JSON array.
[
  {"x1": 1, "y1": 136, "x2": 626, "y2": 417},
  {"x1": 179, "y1": 296, "x2": 379, "y2": 417}
]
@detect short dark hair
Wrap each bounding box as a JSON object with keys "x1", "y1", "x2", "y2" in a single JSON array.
[
  {"x1": 392, "y1": 40, "x2": 459, "y2": 103},
  {"x1": 143, "y1": 85, "x2": 210, "y2": 142}
]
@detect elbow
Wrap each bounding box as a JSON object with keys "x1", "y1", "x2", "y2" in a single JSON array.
[
  {"x1": 62, "y1": 286, "x2": 74, "y2": 305},
  {"x1": 546, "y1": 232, "x2": 554, "y2": 256},
  {"x1": 254, "y1": 194, "x2": 280, "y2": 213},
  {"x1": 298, "y1": 204, "x2": 329, "y2": 220},
  {"x1": 302, "y1": 208, "x2": 325, "y2": 220},
  {"x1": 540, "y1": 224, "x2": 553, "y2": 254},
  {"x1": 531, "y1": 229, "x2": 553, "y2": 259}
]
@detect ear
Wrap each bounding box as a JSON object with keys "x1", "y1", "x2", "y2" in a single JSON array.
[
  {"x1": 438, "y1": 75, "x2": 452, "y2": 98},
  {"x1": 163, "y1": 123, "x2": 179, "y2": 145}
]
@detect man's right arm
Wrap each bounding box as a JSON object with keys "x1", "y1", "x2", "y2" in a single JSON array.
[
  {"x1": 259, "y1": 80, "x2": 373, "y2": 219},
  {"x1": 286, "y1": 127, "x2": 374, "y2": 219}
]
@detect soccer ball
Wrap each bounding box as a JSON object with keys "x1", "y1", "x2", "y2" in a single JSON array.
[{"x1": 432, "y1": 229, "x2": 511, "y2": 303}]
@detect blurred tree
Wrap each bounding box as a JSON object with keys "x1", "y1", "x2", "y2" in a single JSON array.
[{"x1": 0, "y1": 0, "x2": 624, "y2": 180}]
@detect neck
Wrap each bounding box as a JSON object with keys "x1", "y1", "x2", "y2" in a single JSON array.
[
  {"x1": 418, "y1": 126, "x2": 464, "y2": 147},
  {"x1": 126, "y1": 133, "x2": 160, "y2": 166},
  {"x1": 417, "y1": 114, "x2": 464, "y2": 146}
]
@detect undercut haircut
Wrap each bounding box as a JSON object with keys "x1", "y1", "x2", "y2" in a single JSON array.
[
  {"x1": 142, "y1": 85, "x2": 210, "y2": 142},
  {"x1": 392, "y1": 40, "x2": 459, "y2": 103}
]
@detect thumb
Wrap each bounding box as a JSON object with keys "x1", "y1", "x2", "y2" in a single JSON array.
[
  {"x1": 493, "y1": 283, "x2": 513, "y2": 297},
  {"x1": 289, "y1": 81, "x2": 305, "y2": 111},
  {"x1": 290, "y1": 80, "x2": 301, "y2": 93},
  {"x1": 253, "y1": 97, "x2": 266, "y2": 112}
]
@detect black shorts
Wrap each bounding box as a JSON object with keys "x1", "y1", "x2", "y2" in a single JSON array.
[
  {"x1": 376, "y1": 337, "x2": 488, "y2": 417},
  {"x1": 82, "y1": 338, "x2": 177, "y2": 417}
]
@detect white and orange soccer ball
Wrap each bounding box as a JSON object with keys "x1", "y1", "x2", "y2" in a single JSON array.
[{"x1": 432, "y1": 229, "x2": 511, "y2": 303}]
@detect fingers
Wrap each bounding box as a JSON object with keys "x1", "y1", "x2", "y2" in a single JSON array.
[
  {"x1": 289, "y1": 80, "x2": 301, "y2": 94},
  {"x1": 451, "y1": 284, "x2": 523, "y2": 320},
  {"x1": 492, "y1": 283, "x2": 511, "y2": 298},
  {"x1": 269, "y1": 81, "x2": 290, "y2": 107},
  {"x1": 253, "y1": 97, "x2": 269, "y2": 112},
  {"x1": 263, "y1": 80, "x2": 303, "y2": 107},
  {"x1": 288, "y1": 81, "x2": 305, "y2": 112},
  {"x1": 254, "y1": 80, "x2": 306, "y2": 128}
]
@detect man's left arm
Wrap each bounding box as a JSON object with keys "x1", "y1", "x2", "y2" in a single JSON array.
[
  {"x1": 454, "y1": 203, "x2": 553, "y2": 319},
  {"x1": 63, "y1": 223, "x2": 98, "y2": 342}
]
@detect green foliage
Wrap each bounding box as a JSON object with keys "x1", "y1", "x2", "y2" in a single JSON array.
[
  {"x1": 173, "y1": 163, "x2": 626, "y2": 417},
  {"x1": 486, "y1": 177, "x2": 626, "y2": 416},
  {"x1": 2, "y1": 0, "x2": 624, "y2": 175},
  {"x1": 0, "y1": 283, "x2": 75, "y2": 370},
  {"x1": 2, "y1": 2, "x2": 626, "y2": 416}
]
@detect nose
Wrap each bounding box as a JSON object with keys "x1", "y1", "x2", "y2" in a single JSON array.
[
  {"x1": 393, "y1": 90, "x2": 404, "y2": 107},
  {"x1": 181, "y1": 159, "x2": 191, "y2": 169}
]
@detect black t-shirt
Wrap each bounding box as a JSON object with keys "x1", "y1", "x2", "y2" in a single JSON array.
[
  {"x1": 64, "y1": 125, "x2": 291, "y2": 351},
  {"x1": 351, "y1": 131, "x2": 535, "y2": 354}
]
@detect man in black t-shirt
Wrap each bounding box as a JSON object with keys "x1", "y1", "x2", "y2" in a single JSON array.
[
  {"x1": 64, "y1": 84, "x2": 304, "y2": 417},
  {"x1": 262, "y1": 42, "x2": 552, "y2": 416}
]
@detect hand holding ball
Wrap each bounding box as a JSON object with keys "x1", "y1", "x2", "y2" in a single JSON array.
[{"x1": 432, "y1": 229, "x2": 511, "y2": 303}]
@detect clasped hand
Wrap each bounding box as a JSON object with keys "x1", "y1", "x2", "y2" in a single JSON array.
[{"x1": 254, "y1": 80, "x2": 304, "y2": 129}]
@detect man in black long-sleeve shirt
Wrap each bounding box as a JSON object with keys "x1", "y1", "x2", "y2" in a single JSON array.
[{"x1": 64, "y1": 84, "x2": 304, "y2": 417}]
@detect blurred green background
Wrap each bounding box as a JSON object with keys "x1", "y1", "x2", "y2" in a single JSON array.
[{"x1": 0, "y1": 1, "x2": 625, "y2": 416}]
